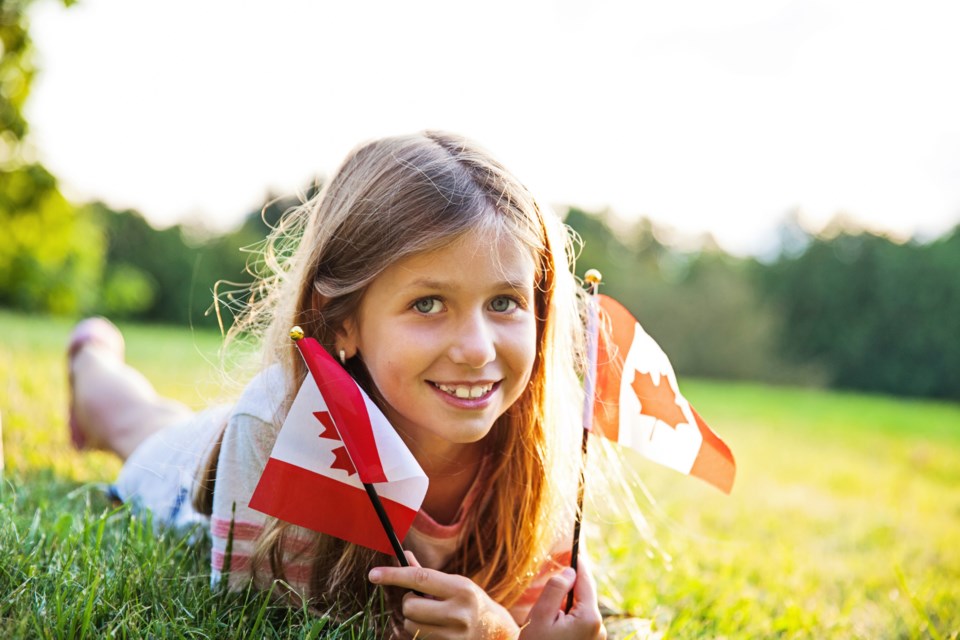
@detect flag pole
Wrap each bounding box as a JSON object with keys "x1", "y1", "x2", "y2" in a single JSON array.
[
  {"x1": 363, "y1": 483, "x2": 411, "y2": 568},
  {"x1": 289, "y1": 327, "x2": 411, "y2": 571},
  {"x1": 362, "y1": 483, "x2": 422, "y2": 594},
  {"x1": 567, "y1": 269, "x2": 602, "y2": 612}
]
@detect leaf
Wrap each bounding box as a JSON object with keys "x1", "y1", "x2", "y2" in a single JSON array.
[
  {"x1": 314, "y1": 411, "x2": 341, "y2": 441},
  {"x1": 630, "y1": 370, "x2": 686, "y2": 429}
]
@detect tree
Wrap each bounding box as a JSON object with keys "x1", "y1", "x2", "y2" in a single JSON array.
[
  {"x1": 87, "y1": 182, "x2": 323, "y2": 328},
  {"x1": 760, "y1": 224, "x2": 960, "y2": 400},
  {"x1": 0, "y1": 0, "x2": 102, "y2": 315}
]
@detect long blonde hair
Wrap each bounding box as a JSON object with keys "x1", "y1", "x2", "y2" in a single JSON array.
[{"x1": 225, "y1": 131, "x2": 584, "y2": 622}]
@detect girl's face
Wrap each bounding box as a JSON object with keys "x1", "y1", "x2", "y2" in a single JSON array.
[{"x1": 340, "y1": 226, "x2": 538, "y2": 461}]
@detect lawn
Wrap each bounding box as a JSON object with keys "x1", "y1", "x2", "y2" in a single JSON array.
[{"x1": 1, "y1": 310, "x2": 958, "y2": 638}]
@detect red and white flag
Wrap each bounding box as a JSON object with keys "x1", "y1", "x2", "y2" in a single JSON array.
[
  {"x1": 249, "y1": 337, "x2": 428, "y2": 554},
  {"x1": 590, "y1": 295, "x2": 736, "y2": 493}
]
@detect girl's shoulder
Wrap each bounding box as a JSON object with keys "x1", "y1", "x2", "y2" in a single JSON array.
[{"x1": 229, "y1": 363, "x2": 290, "y2": 426}]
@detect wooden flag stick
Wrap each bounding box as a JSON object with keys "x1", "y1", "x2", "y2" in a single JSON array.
[{"x1": 567, "y1": 269, "x2": 602, "y2": 613}]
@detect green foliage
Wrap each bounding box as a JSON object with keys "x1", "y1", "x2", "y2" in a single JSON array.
[
  {"x1": 0, "y1": 0, "x2": 102, "y2": 316},
  {"x1": 0, "y1": 164, "x2": 104, "y2": 314},
  {"x1": 86, "y1": 183, "x2": 321, "y2": 329},
  {"x1": 0, "y1": 0, "x2": 36, "y2": 148},
  {"x1": 93, "y1": 203, "x2": 188, "y2": 323},
  {"x1": 99, "y1": 262, "x2": 155, "y2": 316},
  {"x1": 761, "y1": 226, "x2": 960, "y2": 400},
  {"x1": 86, "y1": 203, "x2": 242, "y2": 327},
  {"x1": 1, "y1": 0, "x2": 77, "y2": 152}
]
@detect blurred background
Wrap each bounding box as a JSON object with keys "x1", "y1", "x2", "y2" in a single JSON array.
[
  {"x1": 2, "y1": 2, "x2": 959, "y2": 637},
  {"x1": 4, "y1": 0, "x2": 958, "y2": 400}
]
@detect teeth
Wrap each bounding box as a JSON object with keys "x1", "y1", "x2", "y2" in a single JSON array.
[{"x1": 436, "y1": 383, "x2": 493, "y2": 399}]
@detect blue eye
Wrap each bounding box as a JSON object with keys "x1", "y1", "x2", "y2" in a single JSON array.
[
  {"x1": 414, "y1": 298, "x2": 443, "y2": 314},
  {"x1": 490, "y1": 297, "x2": 518, "y2": 313}
]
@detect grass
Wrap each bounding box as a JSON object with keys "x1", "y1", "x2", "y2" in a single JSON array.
[
  {"x1": 1, "y1": 308, "x2": 958, "y2": 638},
  {"x1": 611, "y1": 381, "x2": 960, "y2": 639}
]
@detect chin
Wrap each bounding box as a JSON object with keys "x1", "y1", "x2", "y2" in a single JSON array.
[{"x1": 449, "y1": 421, "x2": 498, "y2": 445}]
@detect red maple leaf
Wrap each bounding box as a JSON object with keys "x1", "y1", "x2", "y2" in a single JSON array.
[
  {"x1": 314, "y1": 411, "x2": 355, "y2": 475},
  {"x1": 330, "y1": 446, "x2": 357, "y2": 476},
  {"x1": 314, "y1": 411, "x2": 341, "y2": 441},
  {"x1": 630, "y1": 371, "x2": 687, "y2": 429}
]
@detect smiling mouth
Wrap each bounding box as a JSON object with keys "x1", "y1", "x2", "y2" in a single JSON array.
[{"x1": 430, "y1": 381, "x2": 497, "y2": 399}]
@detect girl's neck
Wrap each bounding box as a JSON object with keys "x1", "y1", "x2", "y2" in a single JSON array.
[
  {"x1": 401, "y1": 428, "x2": 485, "y2": 475},
  {"x1": 411, "y1": 439, "x2": 486, "y2": 525}
]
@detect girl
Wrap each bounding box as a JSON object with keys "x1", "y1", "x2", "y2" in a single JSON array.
[{"x1": 68, "y1": 131, "x2": 614, "y2": 639}]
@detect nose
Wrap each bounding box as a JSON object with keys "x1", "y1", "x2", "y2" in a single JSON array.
[{"x1": 448, "y1": 310, "x2": 497, "y2": 368}]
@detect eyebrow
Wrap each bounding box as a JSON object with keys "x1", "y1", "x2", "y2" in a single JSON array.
[{"x1": 404, "y1": 277, "x2": 533, "y2": 292}]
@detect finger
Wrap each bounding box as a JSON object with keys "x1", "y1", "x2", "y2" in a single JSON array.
[
  {"x1": 568, "y1": 557, "x2": 604, "y2": 636},
  {"x1": 571, "y1": 556, "x2": 599, "y2": 612},
  {"x1": 403, "y1": 549, "x2": 422, "y2": 568},
  {"x1": 369, "y1": 565, "x2": 460, "y2": 599},
  {"x1": 401, "y1": 590, "x2": 459, "y2": 626},
  {"x1": 526, "y1": 568, "x2": 576, "y2": 624},
  {"x1": 400, "y1": 551, "x2": 431, "y2": 598}
]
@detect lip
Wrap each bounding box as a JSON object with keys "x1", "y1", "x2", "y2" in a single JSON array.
[{"x1": 428, "y1": 380, "x2": 501, "y2": 409}]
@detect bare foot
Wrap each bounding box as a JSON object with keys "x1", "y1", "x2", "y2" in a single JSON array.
[
  {"x1": 67, "y1": 318, "x2": 125, "y2": 450},
  {"x1": 67, "y1": 318, "x2": 192, "y2": 459}
]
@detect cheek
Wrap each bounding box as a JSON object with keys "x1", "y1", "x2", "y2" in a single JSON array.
[
  {"x1": 509, "y1": 321, "x2": 539, "y2": 379},
  {"x1": 364, "y1": 345, "x2": 425, "y2": 400},
  {"x1": 367, "y1": 357, "x2": 404, "y2": 395},
  {"x1": 501, "y1": 335, "x2": 537, "y2": 411}
]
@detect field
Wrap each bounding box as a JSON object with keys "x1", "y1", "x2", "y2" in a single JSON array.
[{"x1": 1, "y1": 309, "x2": 958, "y2": 638}]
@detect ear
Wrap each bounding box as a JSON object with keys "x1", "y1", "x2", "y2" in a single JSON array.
[{"x1": 336, "y1": 317, "x2": 359, "y2": 359}]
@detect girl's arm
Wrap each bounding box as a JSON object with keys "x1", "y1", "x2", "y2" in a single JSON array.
[{"x1": 368, "y1": 553, "x2": 605, "y2": 640}]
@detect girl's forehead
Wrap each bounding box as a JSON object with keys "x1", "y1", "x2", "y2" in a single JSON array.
[{"x1": 384, "y1": 227, "x2": 537, "y2": 289}]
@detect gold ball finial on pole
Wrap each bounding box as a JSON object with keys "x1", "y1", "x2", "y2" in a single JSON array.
[
  {"x1": 289, "y1": 326, "x2": 305, "y2": 341},
  {"x1": 584, "y1": 269, "x2": 603, "y2": 285}
]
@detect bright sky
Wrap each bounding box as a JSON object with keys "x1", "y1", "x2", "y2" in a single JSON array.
[{"x1": 27, "y1": 0, "x2": 960, "y2": 255}]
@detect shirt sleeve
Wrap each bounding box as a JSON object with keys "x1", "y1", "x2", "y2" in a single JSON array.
[
  {"x1": 209, "y1": 404, "x2": 320, "y2": 598},
  {"x1": 209, "y1": 410, "x2": 278, "y2": 591}
]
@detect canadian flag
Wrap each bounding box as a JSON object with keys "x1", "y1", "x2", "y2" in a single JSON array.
[
  {"x1": 591, "y1": 295, "x2": 736, "y2": 493},
  {"x1": 249, "y1": 336, "x2": 429, "y2": 555}
]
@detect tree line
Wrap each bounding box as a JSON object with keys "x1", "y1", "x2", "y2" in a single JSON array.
[{"x1": 3, "y1": 187, "x2": 958, "y2": 401}]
